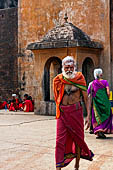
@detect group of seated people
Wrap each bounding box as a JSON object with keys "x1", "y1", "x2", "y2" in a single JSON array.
[{"x1": 0, "y1": 93, "x2": 34, "y2": 112}]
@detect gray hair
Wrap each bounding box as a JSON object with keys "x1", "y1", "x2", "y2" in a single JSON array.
[
  {"x1": 62, "y1": 56, "x2": 76, "y2": 66},
  {"x1": 94, "y1": 68, "x2": 103, "y2": 79}
]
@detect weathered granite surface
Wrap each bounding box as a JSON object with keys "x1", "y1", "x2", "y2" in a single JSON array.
[
  {"x1": 0, "y1": 0, "x2": 18, "y2": 9},
  {"x1": 27, "y1": 22, "x2": 103, "y2": 50}
]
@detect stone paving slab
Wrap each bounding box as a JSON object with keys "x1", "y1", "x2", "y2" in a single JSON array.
[{"x1": 0, "y1": 110, "x2": 113, "y2": 170}]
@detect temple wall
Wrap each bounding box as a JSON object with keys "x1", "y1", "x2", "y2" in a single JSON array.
[
  {"x1": 18, "y1": 0, "x2": 111, "y2": 100},
  {"x1": 18, "y1": 0, "x2": 109, "y2": 48},
  {"x1": 0, "y1": 8, "x2": 18, "y2": 99}
]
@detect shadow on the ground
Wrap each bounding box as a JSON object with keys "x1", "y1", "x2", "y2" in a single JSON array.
[
  {"x1": 95, "y1": 136, "x2": 113, "y2": 140},
  {"x1": 105, "y1": 136, "x2": 113, "y2": 140}
]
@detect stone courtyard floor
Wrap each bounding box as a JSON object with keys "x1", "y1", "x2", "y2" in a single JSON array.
[{"x1": 0, "y1": 109, "x2": 113, "y2": 170}]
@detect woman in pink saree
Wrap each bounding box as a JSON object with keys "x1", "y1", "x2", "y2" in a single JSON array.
[{"x1": 87, "y1": 68, "x2": 113, "y2": 139}]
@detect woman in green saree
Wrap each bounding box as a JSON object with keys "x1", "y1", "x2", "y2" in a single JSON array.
[{"x1": 87, "y1": 68, "x2": 113, "y2": 139}]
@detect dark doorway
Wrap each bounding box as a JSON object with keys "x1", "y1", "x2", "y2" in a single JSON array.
[
  {"x1": 43, "y1": 57, "x2": 62, "y2": 101},
  {"x1": 82, "y1": 57, "x2": 94, "y2": 86}
]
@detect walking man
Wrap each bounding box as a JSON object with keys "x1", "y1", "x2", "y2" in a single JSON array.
[{"x1": 53, "y1": 56, "x2": 94, "y2": 170}]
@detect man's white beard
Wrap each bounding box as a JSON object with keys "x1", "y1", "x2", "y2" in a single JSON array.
[{"x1": 62, "y1": 68, "x2": 76, "y2": 79}]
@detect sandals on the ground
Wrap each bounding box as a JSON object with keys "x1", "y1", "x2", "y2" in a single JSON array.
[{"x1": 96, "y1": 131, "x2": 106, "y2": 139}]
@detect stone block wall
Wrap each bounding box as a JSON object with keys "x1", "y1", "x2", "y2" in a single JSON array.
[
  {"x1": 38, "y1": 101, "x2": 56, "y2": 116},
  {"x1": 18, "y1": 0, "x2": 112, "y2": 98},
  {"x1": 19, "y1": 0, "x2": 109, "y2": 48},
  {"x1": 0, "y1": 8, "x2": 18, "y2": 99},
  {"x1": 110, "y1": 0, "x2": 113, "y2": 90},
  {"x1": 0, "y1": 0, "x2": 18, "y2": 9}
]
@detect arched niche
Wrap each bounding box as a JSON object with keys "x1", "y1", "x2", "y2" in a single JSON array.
[
  {"x1": 43, "y1": 57, "x2": 62, "y2": 101},
  {"x1": 82, "y1": 57, "x2": 94, "y2": 86}
]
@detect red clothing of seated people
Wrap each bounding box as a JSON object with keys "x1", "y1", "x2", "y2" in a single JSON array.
[
  {"x1": 9, "y1": 102, "x2": 15, "y2": 111},
  {"x1": 9, "y1": 102, "x2": 19, "y2": 111},
  {"x1": 19, "y1": 103, "x2": 24, "y2": 111},
  {"x1": 0, "y1": 101, "x2": 7, "y2": 109},
  {"x1": 9, "y1": 98, "x2": 19, "y2": 111},
  {"x1": 24, "y1": 99, "x2": 34, "y2": 112}
]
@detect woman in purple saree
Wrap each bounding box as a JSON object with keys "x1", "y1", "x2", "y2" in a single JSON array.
[{"x1": 87, "y1": 68, "x2": 113, "y2": 138}]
